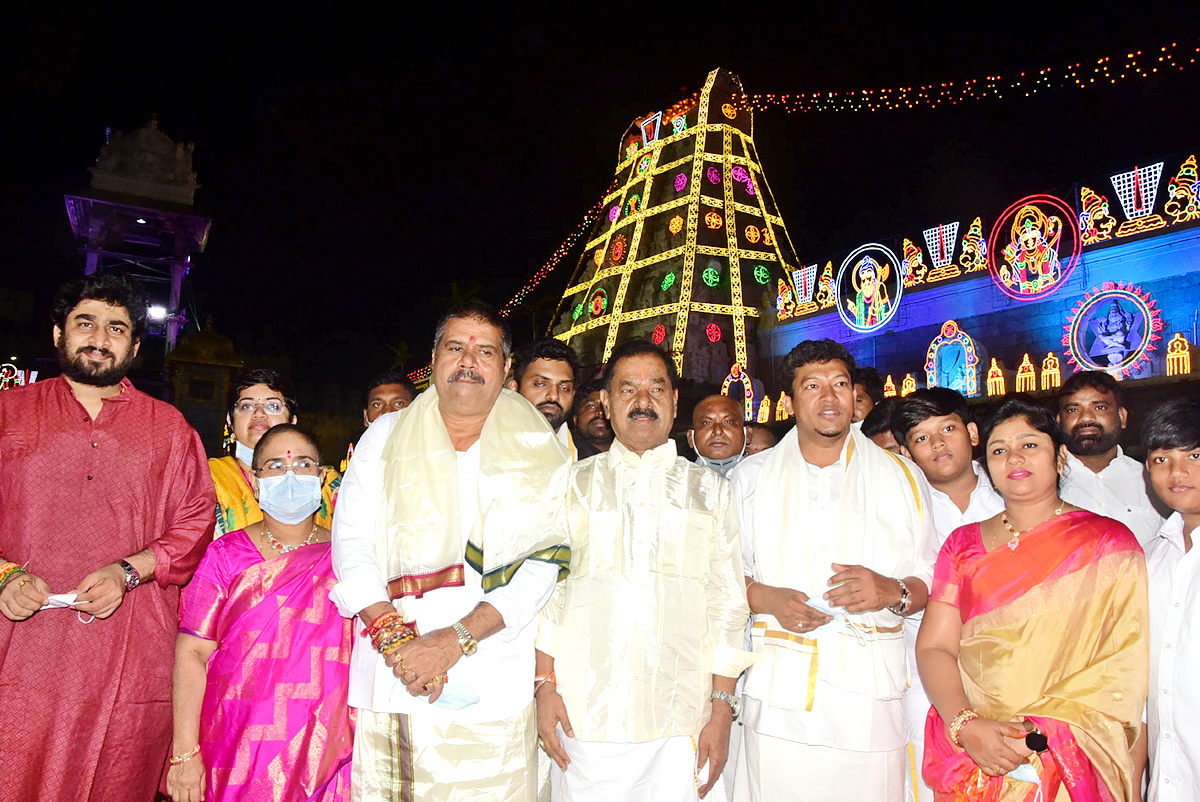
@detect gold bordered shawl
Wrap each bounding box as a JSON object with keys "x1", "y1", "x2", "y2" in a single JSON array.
[{"x1": 379, "y1": 386, "x2": 571, "y2": 603}]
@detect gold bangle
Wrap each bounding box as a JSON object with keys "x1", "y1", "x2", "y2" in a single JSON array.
[{"x1": 169, "y1": 744, "x2": 201, "y2": 766}]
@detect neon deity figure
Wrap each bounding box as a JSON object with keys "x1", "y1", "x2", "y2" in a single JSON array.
[
  {"x1": 1079, "y1": 187, "x2": 1118, "y2": 244},
  {"x1": 1041, "y1": 352, "x2": 1062, "y2": 390},
  {"x1": 1166, "y1": 333, "x2": 1192, "y2": 376},
  {"x1": 901, "y1": 373, "x2": 917, "y2": 396},
  {"x1": 845, "y1": 255, "x2": 892, "y2": 328},
  {"x1": 987, "y1": 358, "x2": 1006, "y2": 396},
  {"x1": 1016, "y1": 353, "x2": 1037, "y2": 392},
  {"x1": 815, "y1": 262, "x2": 836, "y2": 309},
  {"x1": 900, "y1": 238, "x2": 927, "y2": 287},
  {"x1": 959, "y1": 217, "x2": 988, "y2": 273},
  {"x1": 1001, "y1": 205, "x2": 1062, "y2": 294},
  {"x1": 1092, "y1": 299, "x2": 1137, "y2": 367},
  {"x1": 883, "y1": 375, "x2": 897, "y2": 397},
  {"x1": 1164, "y1": 155, "x2": 1200, "y2": 224}
]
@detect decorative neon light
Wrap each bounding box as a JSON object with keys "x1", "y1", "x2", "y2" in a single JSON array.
[
  {"x1": 608, "y1": 206, "x2": 620, "y2": 223},
  {"x1": 775, "y1": 394, "x2": 789, "y2": 421},
  {"x1": 883, "y1": 375, "x2": 897, "y2": 397},
  {"x1": 702, "y1": 266, "x2": 721, "y2": 287},
  {"x1": 721, "y1": 103, "x2": 737, "y2": 120},
  {"x1": 814, "y1": 262, "x2": 836, "y2": 309},
  {"x1": 610, "y1": 234, "x2": 628, "y2": 264},
  {"x1": 625, "y1": 142, "x2": 638, "y2": 159},
  {"x1": 1166, "y1": 333, "x2": 1192, "y2": 376},
  {"x1": 706, "y1": 323, "x2": 722, "y2": 343},
  {"x1": 705, "y1": 210, "x2": 723, "y2": 229},
  {"x1": 706, "y1": 166, "x2": 722, "y2": 184},
  {"x1": 987, "y1": 194, "x2": 1081, "y2": 301},
  {"x1": 924, "y1": 320, "x2": 980, "y2": 397},
  {"x1": 901, "y1": 238, "x2": 927, "y2": 287},
  {"x1": 987, "y1": 359, "x2": 1005, "y2": 396},
  {"x1": 652, "y1": 324, "x2": 666, "y2": 345},
  {"x1": 625, "y1": 195, "x2": 641, "y2": 217},
  {"x1": 593, "y1": 247, "x2": 604, "y2": 267},
  {"x1": 669, "y1": 215, "x2": 684, "y2": 235},
  {"x1": 672, "y1": 115, "x2": 687, "y2": 134},
  {"x1": 636, "y1": 155, "x2": 652, "y2": 176},
  {"x1": 1015, "y1": 354, "x2": 1037, "y2": 392},
  {"x1": 761, "y1": 226, "x2": 772, "y2": 244},
  {"x1": 745, "y1": 225, "x2": 761, "y2": 244},
  {"x1": 674, "y1": 173, "x2": 688, "y2": 192},
  {"x1": 959, "y1": 217, "x2": 988, "y2": 273},
  {"x1": 640, "y1": 112, "x2": 662, "y2": 146},
  {"x1": 1064, "y1": 282, "x2": 1162, "y2": 378},
  {"x1": 776, "y1": 278, "x2": 797, "y2": 320},
  {"x1": 793, "y1": 264, "x2": 818, "y2": 304},
  {"x1": 1079, "y1": 186, "x2": 1117, "y2": 244},
  {"x1": 922, "y1": 222, "x2": 961, "y2": 282},
  {"x1": 901, "y1": 374, "x2": 917, "y2": 396},
  {"x1": 721, "y1": 363, "x2": 755, "y2": 421},
  {"x1": 1040, "y1": 353, "x2": 1062, "y2": 390},
  {"x1": 757, "y1": 396, "x2": 771, "y2": 423},
  {"x1": 731, "y1": 166, "x2": 748, "y2": 182},
  {"x1": 572, "y1": 303, "x2": 583, "y2": 320},
  {"x1": 753, "y1": 265, "x2": 770, "y2": 284},
  {"x1": 0, "y1": 364, "x2": 38, "y2": 390},
  {"x1": 1165, "y1": 155, "x2": 1200, "y2": 224},
  {"x1": 836, "y1": 244, "x2": 903, "y2": 333},
  {"x1": 1111, "y1": 162, "x2": 1166, "y2": 238},
  {"x1": 661, "y1": 272, "x2": 676, "y2": 291},
  {"x1": 590, "y1": 289, "x2": 608, "y2": 318}
]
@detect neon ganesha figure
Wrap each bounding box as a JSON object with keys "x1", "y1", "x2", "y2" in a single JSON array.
[
  {"x1": 1091, "y1": 299, "x2": 1136, "y2": 366},
  {"x1": 1001, "y1": 205, "x2": 1062, "y2": 293},
  {"x1": 845, "y1": 255, "x2": 892, "y2": 328}
]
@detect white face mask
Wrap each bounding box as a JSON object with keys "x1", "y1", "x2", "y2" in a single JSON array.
[
  {"x1": 256, "y1": 472, "x2": 322, "y2": 525},
  {"x1": 235, "y1": 440, "x2": 255, "y2": 466}
]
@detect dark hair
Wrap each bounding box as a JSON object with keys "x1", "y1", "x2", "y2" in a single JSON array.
[
  {"x1": 1141, "y1": 398, "x2": 1200, "y2": 453},
  {"x1": 978, "y1": 395, "x2": 1065, "y2": 485},
  {"x1": 433, "y1": 301, "x2": 512, "y2": 361},
  {"x1": 602, "y1": 340, "x2": 678, "y2": 391},
  {"x1": 364, "y1": 371, "x2": 417, "y2": 406},
  {"x1": 251, "y1": 423, "x2": 321, "y2": 469},
  {"x1": 52, "y1": 270, "x2": 148, "y2": 340},
  {"x1": 853, "y1": 367, "x2": 887, "y2": 405},
  {"x1": 572, "y1": 378, "x2": 605, "y2": 418},
  {"x1": 511, "y1": 339, "x2": 580, "y2": 385},
  {"x1": 891, "y1": 388, "x2": 971, "y2": 445},
  {"x1": 230, "y1": 368, "x2": 298, "y2": 418},
  {"x1": 1057, "y1": 370, "x2": 1122, "y2": 407},
  {"x1": 860, "y1": 397, "x2": 899, "y2": 439},
  {"x1": 781, "y1": 339, "x2": 857, "y2": 394}
]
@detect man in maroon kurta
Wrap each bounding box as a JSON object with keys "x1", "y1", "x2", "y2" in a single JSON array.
[{"x1": 0, "y1": 272, "x2": 215, "y2": 801}]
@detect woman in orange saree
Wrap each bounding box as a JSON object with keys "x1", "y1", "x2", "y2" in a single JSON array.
[{"x1": 916, "y1": 397, "x2": 1148, "y2": 802}]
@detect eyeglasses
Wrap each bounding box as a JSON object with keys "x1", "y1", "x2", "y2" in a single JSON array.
[
  {"x1": 253, "y1": 458, "x2": 321, "y2": 477},
  {"x1": 234, "y1": 400, "x2": 287, "y2": 416}
]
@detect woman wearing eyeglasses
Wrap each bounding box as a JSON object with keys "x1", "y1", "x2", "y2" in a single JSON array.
[
  {"x1": 916, "y1": 397, "x2": 1148, "y2": 801},
  {"x1": 168, "y1": 424, "x2": 354, "y2": 802},
  {"x1": 209, "y1": 369, "x2": 341, "y2": 537}
]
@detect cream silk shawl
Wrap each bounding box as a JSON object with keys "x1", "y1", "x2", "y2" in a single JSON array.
[
  {"x1": 378, "y1": 386, "x2": 571, "y2": 604},
  {"x1": 744, "y1": 425, "x2": 929, "y2": 712}
]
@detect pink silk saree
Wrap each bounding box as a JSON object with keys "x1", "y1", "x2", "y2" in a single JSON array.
[
  {"x1": 922, "y1": 511, "x2": 1148, "y2": 802},
  {"x1": 180, "y1": 531, "x2": 354, "y2": 801}
]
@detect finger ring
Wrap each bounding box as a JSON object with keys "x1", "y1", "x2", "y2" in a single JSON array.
[{"x1": 18, "y1": 580, "x2": 28, "y2": 587}]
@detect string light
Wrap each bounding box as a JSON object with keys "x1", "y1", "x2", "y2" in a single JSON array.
[{"x1": 737, "y1": 40, "x2": 1198, "y2": 115}]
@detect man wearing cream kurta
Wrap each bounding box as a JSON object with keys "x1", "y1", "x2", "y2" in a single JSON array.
[
  {"x1": 730, "y1": 339, "x2": 939, "y2": 802},
  {"x1": 535, "y1": 340, "x2": 757, "y2": 801},
  {"x1": 332, "y1": 302, "x2": 572, "y2": 802}
]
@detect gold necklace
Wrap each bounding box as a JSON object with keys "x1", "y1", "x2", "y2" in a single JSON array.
[
  {"x1": 999, "y1": 501, "x2": 1065, "y2": 551},
  {"x1": 262, "y1": 522, "x2": 317, "y2": 554}
]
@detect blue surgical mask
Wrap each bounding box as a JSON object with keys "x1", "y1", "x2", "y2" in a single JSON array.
[
  {"x1": 235, "y1": 440, "x2": 255, "y2": 466},
  {"x1": 257, "y1": 472, "x2": 322, "y2": 525}
]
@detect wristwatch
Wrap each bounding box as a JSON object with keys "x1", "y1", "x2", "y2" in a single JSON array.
[
  {"x1": 1024, "y1": 721, "x2": 1049, "y2": 753},
  {"x1": 453, "y1": 622, "x2": 478, "y2": 656},
  {"x1": 711, "y1": 689, "x2": 741, "y2": 718},
  {"x1": 886, "y1": 577, "x2": 911, "y2": 615},
  {"x1": 118, "y1": 560, "x2": 141, "y2": 593}
]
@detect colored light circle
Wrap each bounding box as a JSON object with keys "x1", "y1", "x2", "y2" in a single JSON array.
[
  {"x1": 674, "y1": 173, "x2": 688, "y2": 192},
  {"x1": 706, "y1": 323, "x2": 722, "y2": 342},
  {"x1": 652, "y1": 324, "x2": 666, "y2": 345},
  {"x1": 835, "y1": 243, "x2": 904, "y2": 333},
  {"x1": 985, "y1": 193, "x2": 1081, "y2": 301},
  {"x1": 753, "y1": 265, "x2": 770, "y2": 284},
  {"x1": 706, "y1": 166, "x2": 721, "y2": 184},
  {"x1": 590, "y1": 289, "x2": 607, "y2": 318},
  {"x1": 702, "y1": 267, "x2": 721, "y2": 287},
  {"x1": 661, "y1": 272, "x2": 676, "y2": 291},
  {"x1": 572, "y1": 303, "x2": 583, "y2": 320},
  {"x1": 608, "y1": 206, "x2": 620, "y2": 223},
  {"x1": 637, "y1": 155, "x2": 652, "y2": 175}
]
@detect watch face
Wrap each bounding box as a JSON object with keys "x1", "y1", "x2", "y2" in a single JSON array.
[
  {"x1": 1025, "y1": 731, "x2": 1048, "y2": 753},
  {"x1": 462, "y1": 638, "x2": 478, "y2": 656}
]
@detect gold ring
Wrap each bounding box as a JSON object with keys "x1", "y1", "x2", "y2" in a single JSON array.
[{"x1": 18, "y1": 579, "x2": 28, "y2": 587}]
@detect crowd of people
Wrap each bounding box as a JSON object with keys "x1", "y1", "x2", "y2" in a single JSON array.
[{"x1": 0, "y1": 269, "x2": 1195, "y2": 802}]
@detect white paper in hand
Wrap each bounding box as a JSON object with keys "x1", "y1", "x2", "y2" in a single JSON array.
[{"x1": 40, "y1": 592, "x2": 81, "y2": 610}]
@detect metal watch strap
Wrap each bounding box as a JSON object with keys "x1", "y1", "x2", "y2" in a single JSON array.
[
  {"x1": 887, "y1": 577, "x2": 910, "y2": 615},
  {"x1": 710, "y1": 689, "x2": 741, "y2": 718}
]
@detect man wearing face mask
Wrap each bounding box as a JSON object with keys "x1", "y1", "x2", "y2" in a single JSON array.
[
  {"x1": 0, "y1": 272, "x2": 215, "y2": 802},
  {"x1": 689, "y1": 394, "x2": 749, "y2": 478},
  {"x1": 332, "y1": 302, "x2": 572, "y2": 801}
]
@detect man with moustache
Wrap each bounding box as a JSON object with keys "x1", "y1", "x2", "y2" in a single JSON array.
[
  {"x1": 0, "y1": 271, "x2": 215, "y2": 802},
  {"x1": 730, "y1": 339, "x2": 938, "y2": 802},
  {"x1": 535, "y1": 340, "x2": 755, "y2": 801},
  {"x1": 507, "y1": 339, "x2": 579, "y2": 452},
  {"x1": 332, "y1": 302, "x2": 573, "y2": 801},
  {"x1": 688, "y1": 394, "x2": 748, "y2": 478},
  {"x1": 1057, "y1": 370, "x2": 1164, "y2": 544},
  {"x1": 571, "y1": 379, "x2": 614, "y2": 459}
]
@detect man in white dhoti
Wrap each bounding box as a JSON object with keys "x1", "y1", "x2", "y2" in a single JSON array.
[
  {"x1": 535, "y1": 340, "x2": 757, "y2": 801},
  {"x1": 331, "y1": 302, "x2": 572, "y2": 802},
  {"x1": 730, "y1": 339, "x2": 939, "y2": 802}
]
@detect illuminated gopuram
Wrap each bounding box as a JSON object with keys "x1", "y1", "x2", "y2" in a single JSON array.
[{"x1": 550, "y1": 69, "x2": 802, "y2": 384}]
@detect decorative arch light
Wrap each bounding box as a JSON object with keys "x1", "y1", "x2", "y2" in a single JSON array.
[
  {"x1": 721, "y1": 363, "x2": 755, "y2": 421},
  {"x1": 1064, "y1": 282, "x2": 1162, "y2": 378},
  {"x1": 924, "y1": 320, "x2": 980, "y2": 397}
]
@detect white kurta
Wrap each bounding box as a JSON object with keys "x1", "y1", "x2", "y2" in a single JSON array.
[
  {"x1": 1061, "y1": 448, "x2": 1164, "y2": 545},
  {"x1": 730, "y1": 427, "x2": 938, "y2": 802},
  {"x1": 1145, "y1": 512, "x2": 1200, "y2": 802}
]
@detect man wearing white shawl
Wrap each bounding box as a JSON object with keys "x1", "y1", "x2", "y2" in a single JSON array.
[
  {"x1": 331, "y1": 302, "x2": 572, "y2": 802},
  {"x1": 729, "y1": 339, "x2": 939, "y2": 802},
  {"x1": 535, "y1": 341, "x2": 757, "y2": 801}
]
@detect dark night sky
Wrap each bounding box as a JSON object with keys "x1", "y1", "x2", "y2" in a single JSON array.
[{"x1": 4, "y1": 3, "x2": 1199, "y2": 388}]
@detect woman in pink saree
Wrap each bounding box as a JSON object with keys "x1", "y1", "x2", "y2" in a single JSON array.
[
  {"x1": 916, "y1": 398, "x2": 1148, "y2": 801},
  {"x1": 167, "y1": 425, "x2": 353, "y2": 801}
]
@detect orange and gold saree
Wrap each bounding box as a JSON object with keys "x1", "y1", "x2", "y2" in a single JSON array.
[{"x1": 923, "y1": 510, "x2": 1147, "y2": 802}]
